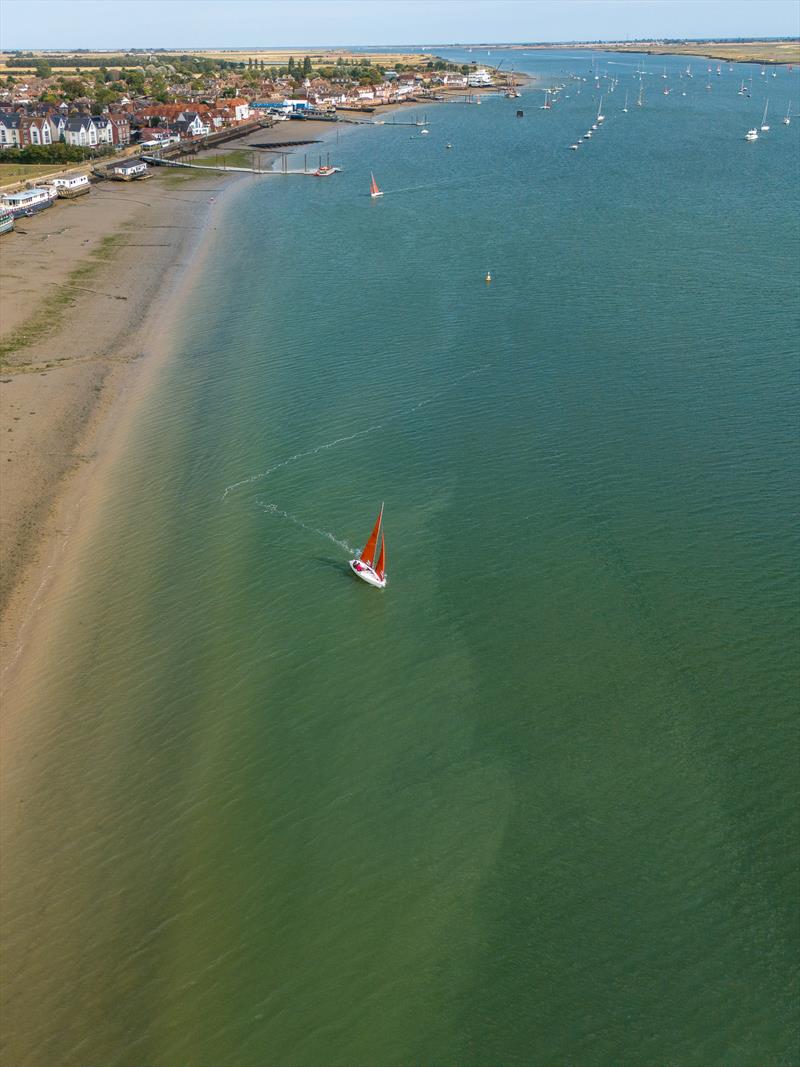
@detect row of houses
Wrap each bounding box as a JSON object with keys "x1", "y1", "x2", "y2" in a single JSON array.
[
  {"x1": 266, "y1": 70, "x2": 489, "y2": 110},
  {"x1": 0, "y1": 111, "x2": 131, "y2": 149},
  {"x1": 0, "y1": 96, "x2": 252, "y2": 152}
]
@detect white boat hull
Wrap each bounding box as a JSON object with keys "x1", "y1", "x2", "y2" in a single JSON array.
[{"x1": 349, "y1": 559, "x2": 386, "y2": 588}]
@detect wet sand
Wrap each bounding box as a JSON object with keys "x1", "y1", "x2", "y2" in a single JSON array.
[
  {"x1": 0, "y1": 116, "x2": 360, "y2": 691},
  {"x1": 0, "y1": 163, "x2": 244, "y2": 682}
]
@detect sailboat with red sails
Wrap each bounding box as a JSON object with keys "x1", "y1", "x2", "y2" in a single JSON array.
[
  {"x1": 350, "y1": 504, "x2": 387, "y2": 588},
  {"x1": 369, "y1": 173, "x2": 383, "y2": 198}
]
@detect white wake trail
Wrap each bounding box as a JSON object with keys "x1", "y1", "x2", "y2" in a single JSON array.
[
  {"x1": 257, "y1": 501, "x2": 356, "y2": 555},
  {"x1": 222, "y1": 363, "x2": 489, "y2": 501},
  {"x1": 222, "y1": 421, "x2": 386, "y2": 500}
]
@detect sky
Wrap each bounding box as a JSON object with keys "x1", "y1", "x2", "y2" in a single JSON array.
[{"x1": 1, "y1": 0, "x2": 798, "y2": 50}]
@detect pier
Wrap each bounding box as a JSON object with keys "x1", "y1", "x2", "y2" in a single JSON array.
[{"x1": 141, "y1": 154, "x2": 340, "y2": 177}]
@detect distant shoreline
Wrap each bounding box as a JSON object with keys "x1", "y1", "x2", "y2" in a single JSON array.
[{"x1": 454, "y1": 40, "x2": 800, "y2": 66}]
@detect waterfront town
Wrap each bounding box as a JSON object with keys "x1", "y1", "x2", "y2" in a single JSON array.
[{"x1": 0, "y1": 50, "x2": 500, "y2": 218}]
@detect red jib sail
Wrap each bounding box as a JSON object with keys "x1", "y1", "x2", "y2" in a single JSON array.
[
  {"x1": 359, "y1": 504, "x2": 383, "y2": 566},
  {"x1": 370, "y1": 173, "x2": 381, "y2": 196},
  {"x1": 374, "y1": 532, "x2": 386, "y2": 581}
]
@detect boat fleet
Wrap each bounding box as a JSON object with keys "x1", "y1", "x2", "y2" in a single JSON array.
[{"x1": 552, "y1": 59, "x2": 796, "y2": 150}]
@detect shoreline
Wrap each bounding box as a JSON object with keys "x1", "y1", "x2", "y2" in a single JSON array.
[
  {"x1": 0, "y1": 98, "x2": 468, "y2": 696},
  {"x1": 489, "y1": 41, "x2": 800, "y2": 65},
  {"x1": 0, "y1": 160, "x2": 252, "y2": 692},
  {"x1": 0, "y1": 109, "x2": 418, "y2": 695}
]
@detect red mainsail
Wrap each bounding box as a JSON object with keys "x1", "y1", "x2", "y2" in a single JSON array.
[
  {"x1": 370, "y1": 173, "x2": 381, "y2": 196},
  {"x1": 359, "y1": 504, "x2": 383, "y2": 566}
]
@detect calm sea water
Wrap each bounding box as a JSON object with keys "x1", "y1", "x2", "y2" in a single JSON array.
[{"x1": 2, "y1": 51, "x2": 799, "y2": 1066}]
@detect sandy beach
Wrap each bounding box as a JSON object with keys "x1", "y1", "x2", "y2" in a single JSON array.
[
  {"x1": 0, "y1": 116, "x2": 376, "y2": 693},
  {"x1": 0, "y1": 150, "x2": 251, "y2": 685}
]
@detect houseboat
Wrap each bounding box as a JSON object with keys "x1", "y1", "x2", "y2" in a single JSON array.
[
  {"x1": 0, "y1": 185, "x2": 57, "y2": 218},
  {"x1": 49, "y1": 174, "x2": 90, "y2": 198},
  {"x1": 0, "y1": 209, "x2": 14, "y2": 235},
  {"x1": 108, "y1": 159, "x2": 148, "y2": 181},
  {"x1": 49, "y1": 174, "x2": 91, "y2": 198}
]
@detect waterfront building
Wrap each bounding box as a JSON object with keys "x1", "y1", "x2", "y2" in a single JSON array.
[
  {"x1": 468, "y1": 68, "x2": 494, "y2": 87},
  {"x1": 64, "y1": 115, "x2": 99, "y2": 147}
]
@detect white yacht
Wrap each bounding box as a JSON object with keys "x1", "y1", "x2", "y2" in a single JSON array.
[
  {"x1": 760, "y1": 101, "x2": 770, "y2": 131},
  {"x1": 745, "y1": 127, "x2": 758, "y2": 141}
]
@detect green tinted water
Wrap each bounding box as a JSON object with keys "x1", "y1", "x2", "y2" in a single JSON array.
[{"x1": 2, "y1": 51, "x2": 798, "y2": 1066}]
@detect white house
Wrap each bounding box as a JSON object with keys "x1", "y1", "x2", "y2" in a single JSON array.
[
  {"x1": 20, "y1": 115, "x2": 52, "y2": 146},
  {"x1": 0, "y1": 112, "x2": 21, "y2": 148},
  {"x1": 230, "y1": 98, "x2": 251, "y2": 122},
  {"x1": 64, "y1": 115, "x2": 98, "y2": 147},
  {"x1": 175, "y1": 111, "x2": 210, "y2": 136},
  {"x1": 468, "y1": 68, "x2": 494, "y2": 87},
  {"x1": 92, "y1": 116, "x2": 114, "y2": 145}
]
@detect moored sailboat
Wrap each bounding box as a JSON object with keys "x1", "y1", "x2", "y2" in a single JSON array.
[
  {"x1": 369, "y1": 173, "x2": 383, "y2": 198},
  {"x1": 349, "y1": 505, "x2": 387, "y2": 588},
  {"x1": 760, "y1": 100, "x2": 770, "y2": 131}
]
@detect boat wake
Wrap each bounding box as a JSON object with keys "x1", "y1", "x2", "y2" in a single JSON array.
[
  {"x1": 222, "y1": 364, "x2": 489, "y2": 501},
  {"x1": 256, "y1": 501, "x2": 356, "y2": 555}
]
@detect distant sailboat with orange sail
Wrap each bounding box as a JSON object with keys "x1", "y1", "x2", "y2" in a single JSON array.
[
  {"x1": 349, "y1": 504, "x2": 387, "y2": 588},
  {"x1": 369, "y1": 173, "x2": 383, "y2": 198}
]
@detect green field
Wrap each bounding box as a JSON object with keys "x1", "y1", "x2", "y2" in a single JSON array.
[{"x1": 0, "y1": 163, "x2": 64, "y2": 186}]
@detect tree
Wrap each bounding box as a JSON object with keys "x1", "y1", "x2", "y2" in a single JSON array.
[
  {"x1": 61, "y1": 78, "x2": 87, "y2": 100},
  {"x1": 302, "y1": 55, "x2": 312, "y2": 76},
  {"x1": 288, "y1": 56, "x2": 295, "y2": 73},
  {"x1": 34, "y1": 57, "x2": 52, "y2": 78}
]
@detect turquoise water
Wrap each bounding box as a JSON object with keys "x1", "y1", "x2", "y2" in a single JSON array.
[{"x1": 2, "y1": 51, "x2": 799, "y2": 1066}]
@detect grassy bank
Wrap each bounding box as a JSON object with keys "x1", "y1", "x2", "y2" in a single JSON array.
[{"x1": 0, "y1": 164, "x2": 64, "y2": 186}]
